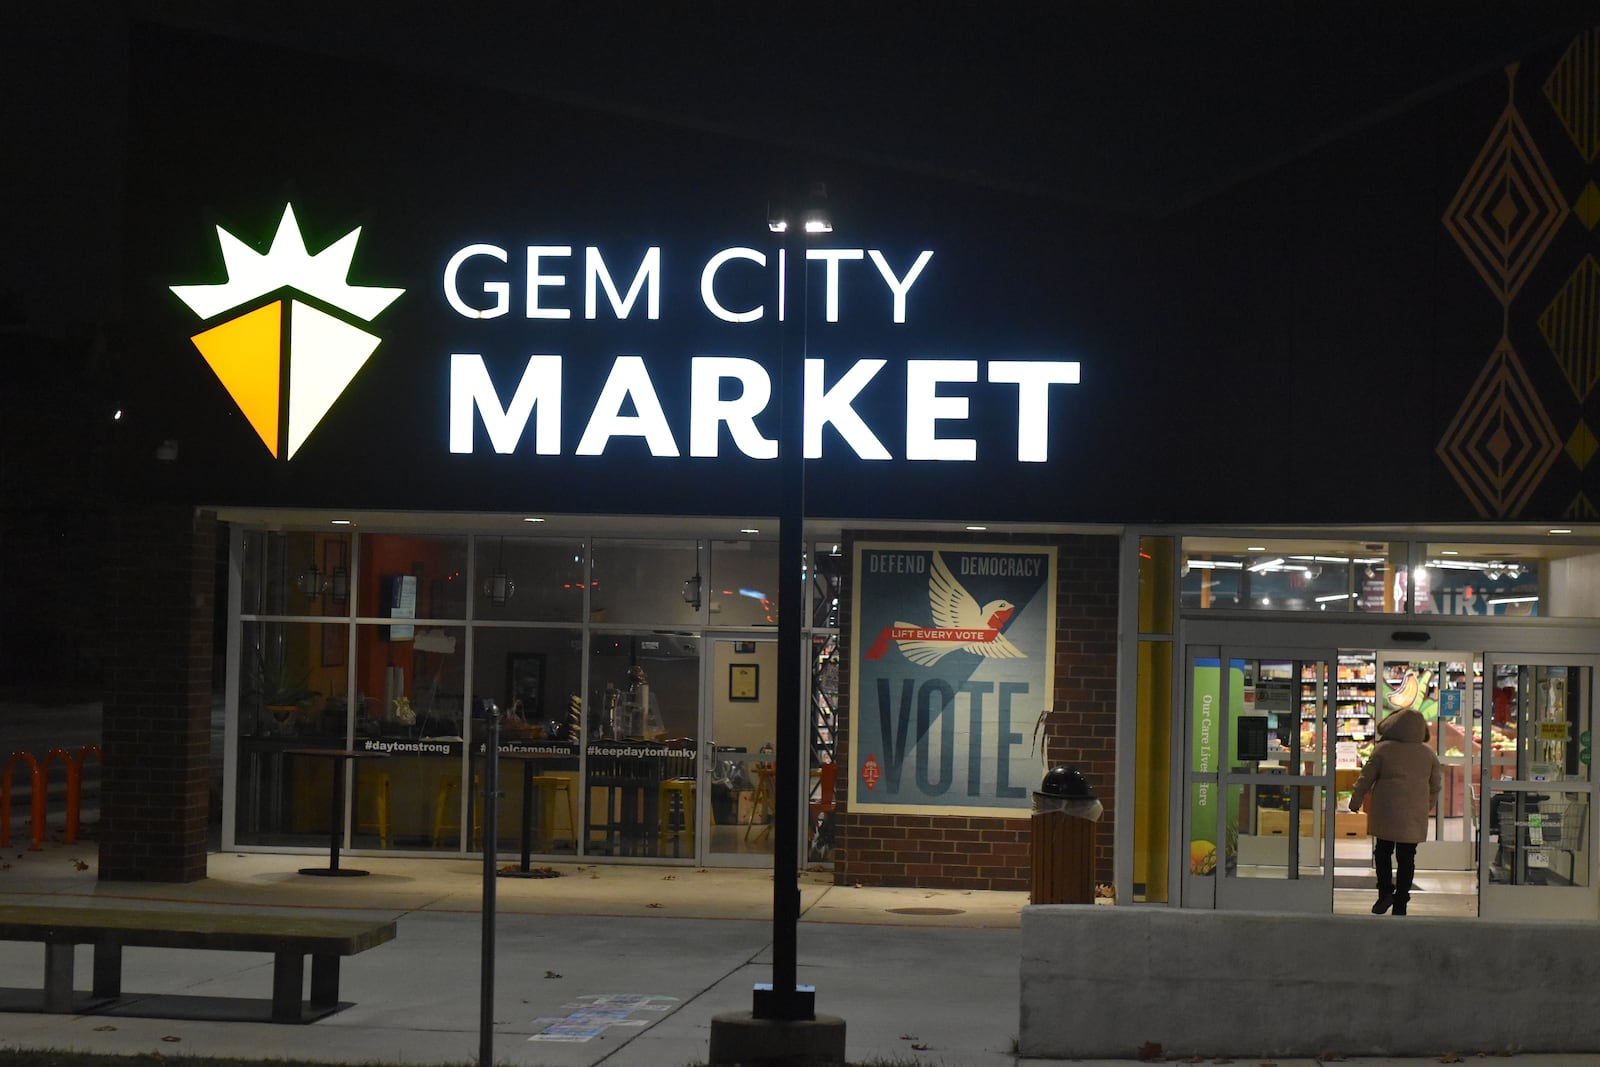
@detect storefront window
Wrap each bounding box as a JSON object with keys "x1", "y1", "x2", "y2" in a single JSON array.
[
  {"x1": 585, "y1": 631, "x2": 700, "y2": 859},
  {"x1": 811, "y1": 541, "x2": 844, "y2": 628},
  {"x1": 707, "y1": 539, "x2": 779, "y2": 627},
  {"x1": 1181, "y1": 538, "x2": 1394, "y2": 612},
  {"x1": 346, "y1": 622, "x2": 466, "y2": 849},
  {"x1": 1412, "y1": 545, "x2": 1544, "y2": 616},
  {"x1": 241, "y1": 530, "x2": 352, "y2": 617},
  {"x1": 471, "y1": 626, "x2": 583, "y2": 857},
  {"x1": 357, "y1": 533, "x2": 469, "y2": 622},
  {"x1": 473, "y1": 537, "x2": 587, "y2": 623},
  {"x1": 590, "y1": 539, "x2": 702, "y2": 626},
  {"x1": 235, "y1": 619, "x2": 356, "y2": 846}
]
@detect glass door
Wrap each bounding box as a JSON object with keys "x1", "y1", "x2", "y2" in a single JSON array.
[
  {"x1": 1185, "y1": 647, "x2": 1336, "y2": 912},
  {"x1": 1372, "y1": 651, "x2": 1479, "y2": 871},
  {"x1": 1479, "y1": 654, "x2": 1598, "y2": 919},
  {"x1": 702, "y1": 635, "x2": 778, "y2": 867}
]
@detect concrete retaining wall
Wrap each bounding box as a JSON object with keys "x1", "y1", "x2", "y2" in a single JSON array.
[{"x1": 1020, "y1": 904, "x2": 1600, "y2": 1058}]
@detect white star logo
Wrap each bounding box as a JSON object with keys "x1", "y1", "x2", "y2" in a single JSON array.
[
  {"x1": 171, "y1": 204, "x2": 406, "y2": 459},
  {"x1": 171, "y1": 204, "x2": 404, "y2": 321}
]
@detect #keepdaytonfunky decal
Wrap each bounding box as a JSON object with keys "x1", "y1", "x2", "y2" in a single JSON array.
[
  {"x1": 170, "y1": 204, "x2": 405, "y2": 459},
  {"x1": 849, "y1": 542, "x2": 1056, "y2": 816}
]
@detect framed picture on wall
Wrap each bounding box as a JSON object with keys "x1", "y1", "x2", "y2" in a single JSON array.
[
  {"x1": 729, "y1": 663, "x2": 759, "y2": 701},
  {"x1": 506, "y1": 653, "x2": 545, "y2": 721}
]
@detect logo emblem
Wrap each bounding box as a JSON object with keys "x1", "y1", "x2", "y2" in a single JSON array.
[{"x1": 171, "y1": 204, "x2": 404, "y2": 459}]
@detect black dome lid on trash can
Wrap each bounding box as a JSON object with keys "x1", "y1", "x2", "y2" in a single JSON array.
[{"x1": 1036, "y1": 765, "x2": 1094, "y2": 800}]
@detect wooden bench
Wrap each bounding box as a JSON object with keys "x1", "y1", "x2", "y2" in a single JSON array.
[{"x1": 0, "y1": 905, "x2": 397, "y2": 1023}]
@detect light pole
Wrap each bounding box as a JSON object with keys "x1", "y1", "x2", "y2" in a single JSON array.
[
  {"x1": 755, "y1": 185, "x2": 821, "y2": 1022},
  {"x1": 709, "y1": 184, "x2": 846, "y2": 1066}
]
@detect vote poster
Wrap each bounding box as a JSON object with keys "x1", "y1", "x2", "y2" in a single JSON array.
[{"x1": 849, "y1": 542, "x2": 1056, "y2": 816}]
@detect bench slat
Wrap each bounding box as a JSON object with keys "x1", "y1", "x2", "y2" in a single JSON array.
[{"x1": 0, "y1": 906, "x2": 396, "y2": 956}]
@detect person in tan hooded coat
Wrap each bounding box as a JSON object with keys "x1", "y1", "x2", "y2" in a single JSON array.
[{"x1": 1348, "y1": 706, "x2": 1442, "y2": 915}]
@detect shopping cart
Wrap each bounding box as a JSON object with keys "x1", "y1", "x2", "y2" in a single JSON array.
[{"x1": 1485, "y1": 792, "x2": 1588, "y2": 884}]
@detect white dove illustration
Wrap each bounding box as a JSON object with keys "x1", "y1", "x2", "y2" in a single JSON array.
[{"x1": 893, "y1": 552, "x2": 1025, "y2": 665}]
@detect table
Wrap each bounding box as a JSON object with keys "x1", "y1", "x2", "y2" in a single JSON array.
[
  {"x1": 494, "y1": 751, "x2": 572, "y2": 878},
  {"x1": 287, "y1": 748, "x2": 388, "y2": 876}
]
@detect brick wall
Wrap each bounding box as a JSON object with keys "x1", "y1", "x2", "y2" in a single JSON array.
[
  {"x1": 833, "y1": 532, "x2": 1120, "y2": 891},
  {"x1": 99, "y1": 506, "x2": 216, "y2": 882}
]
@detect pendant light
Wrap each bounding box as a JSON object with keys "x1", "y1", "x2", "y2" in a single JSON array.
[{"x1": 482, "y1": 537, "x2": 516, "y2": 605}]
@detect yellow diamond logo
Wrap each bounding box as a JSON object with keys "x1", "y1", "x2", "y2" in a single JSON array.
[{"x1": 171, "y1": 205, "x2": 404, "y2": 458}]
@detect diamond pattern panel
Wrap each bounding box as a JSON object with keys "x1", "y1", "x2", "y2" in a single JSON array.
[
  {"x1": 1566, "y1": 492, "x2": 1600, "y2": 520},
  {"x1": 1437, "y1": 338, "x2": 1562, "y2": 517},
  {"x1": 1539, "y1": 256, "x2": 1600, "y2": 400},
  {"x1": 1544, "y1": 28, "x2": 1600, "y2": 164},
  {"x1": 1443, "y1": 68, "x2": 1569, "y2": 305},
  {"x1": 1577, "y1": 182, "x2": 1600, "y2": 232},
  {"x1": 1567, "y1": 420, "x2": 1599, "y2": 469}
]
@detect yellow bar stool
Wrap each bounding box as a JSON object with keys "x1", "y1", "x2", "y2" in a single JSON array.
[
  {"x1": 431, "y1": 775, "x2": 483, "y2": 849},
  {"x1": 357, "y1": 772, "x2": 391, "y2": 848},
  {"x1": 531, "y1": 774, "x2": 578, "y2": 850},
  {"x1": 659, "y1": 777, "x2": 697, "y2": 857},
  {"x1": 745, "y1": 762, "x2": 776, "y2": 842}
]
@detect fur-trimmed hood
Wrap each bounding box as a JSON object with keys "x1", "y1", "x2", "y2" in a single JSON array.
[{"x1": 1377, "y1": 707, "x2": 1429, "y2": 744}]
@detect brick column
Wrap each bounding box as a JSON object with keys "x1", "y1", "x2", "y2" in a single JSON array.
[{"x1": 99, "y1": 505, "x2": 215, "y2": 882}]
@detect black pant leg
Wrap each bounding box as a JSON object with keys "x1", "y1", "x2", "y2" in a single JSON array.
[{"x1": 1373, "y1": 837, "x2": 1395, "y2": 890}]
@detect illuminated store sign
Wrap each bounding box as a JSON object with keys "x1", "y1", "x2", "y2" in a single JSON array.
[
  {"x1": 173, "y1": 206, "x2": 1079, "y2": 464},
  {"x1": 444, "y1": 242, "x2": 1080, "y2": 462}
]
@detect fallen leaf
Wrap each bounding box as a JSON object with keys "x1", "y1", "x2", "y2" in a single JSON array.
[
  {"x1": 73, "y1": 859, "x2": 89, "y2": 871},
  {"x1": 646, "y1": 902, "x2": 663, "y2": 908},
  {"x1": 899, "y1": 1034, "x2": 916, "y2": 1041},
  {"x1": 161, "y1": 1035, "x2": 181, "y2": 1043},
  {"x1": 662, "y1": 874, "x2": 676, "y2": 880},
  {"x1": 1137, "y1": 1041, "x2": 1162, "y2": 1061},
  {"x1": 591, "y1": 873, "x2": 600, "y2": 879},
  {"x1": 93, "y1": 1025, "x2": 117, "y2": 1032},
  {"x1": 911, "y1": 1043, "x2": 929, "y2": 1050},
  {"x1": 1438, "y1": 1057, "x2": 1463, "y2": 1064},
  {"x1": 544, "y1": 970, "x2": 561, "y2": 979}
]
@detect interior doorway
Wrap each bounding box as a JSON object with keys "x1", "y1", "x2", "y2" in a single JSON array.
[{"x1": 701, "y1": 634, "x2": 778, "y2": 867}]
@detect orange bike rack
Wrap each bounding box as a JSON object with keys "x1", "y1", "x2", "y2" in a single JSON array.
[
  {"x1": 47, "y1": 745, "x2": 101, "y2": 844},
  {"x1": 2, "y1": 751, "x2": 45, "y2": 850}
]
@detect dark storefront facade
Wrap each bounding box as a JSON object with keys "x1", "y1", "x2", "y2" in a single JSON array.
[{"x1": 90, "y1": 21, "x2": 1600, "y2": 915}]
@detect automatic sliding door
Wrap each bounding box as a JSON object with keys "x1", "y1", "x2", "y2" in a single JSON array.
[
  {"x1": 1479, "y1": 654, "x2": 1598, "y2": 919},
  {"x1": 1185, "y1": 647, "x2": 1336, "y2": 912}
]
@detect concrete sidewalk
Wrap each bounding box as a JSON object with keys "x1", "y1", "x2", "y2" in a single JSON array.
[{"x1": 0, "y1": 841, "x2": 1594, "y2": 1067}]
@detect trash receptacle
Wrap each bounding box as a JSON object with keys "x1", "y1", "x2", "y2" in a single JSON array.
[{"x1": 1030, "y1": 766, "x2": 1102, "y2": 905}]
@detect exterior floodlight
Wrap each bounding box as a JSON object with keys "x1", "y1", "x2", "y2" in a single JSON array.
[{"x1": 801, "y1": 181, "x2": 833, "y2": 233}]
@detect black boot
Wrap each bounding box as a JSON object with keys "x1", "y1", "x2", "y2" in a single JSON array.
[
  {"x1": 1372, "y1": 840, "x2": 1394, "y2": 914},
  {"x1": 1391, "y1": 843, "x2": 1415, "y2": 915},
  {"x1": 1372, "y1": 887, "x2": 1394, "y2": 914}
]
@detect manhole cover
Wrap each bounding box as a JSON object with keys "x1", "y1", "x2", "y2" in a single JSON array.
[{"x1": 886, "y1": 907, "x2": 964, "y2": 916}]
